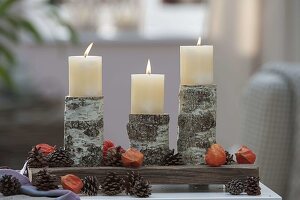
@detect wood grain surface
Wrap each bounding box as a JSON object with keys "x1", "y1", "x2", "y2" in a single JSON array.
[{"x1": 29, "y1": 164, "x2": 259, "y2": 185}]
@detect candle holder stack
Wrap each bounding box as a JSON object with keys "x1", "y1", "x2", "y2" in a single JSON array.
[
  {"x1": 64, "y1": 96, "x2": 104, "y2": 167},
  {"x1": 29, "y1": 44, "x2": 261, "y2": 193},
  {"x1": 127, "y1": 114, "x2": 170, "y2": 165},
  {"x1": 177, "y1": 84, "x2": 217, "y2": 165}
]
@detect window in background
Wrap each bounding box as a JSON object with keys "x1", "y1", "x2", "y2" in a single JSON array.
[
  {"x1": 143, "y1": 0, "x2": 208, "y2": 39},
  {"x1": 24, "y1": 0, "x2": 209, "y2": 41}
]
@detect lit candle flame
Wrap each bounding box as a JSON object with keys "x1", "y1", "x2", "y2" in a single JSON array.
[
  {"x1": 197, "y1": 37, "x2": 201, "y2": 46},
  {"x1": 146, "y1": 59, "x2": 151, "y2": 75},
  {"x1": 84, "y1": 42, "x2": 94, "y2": 57}
]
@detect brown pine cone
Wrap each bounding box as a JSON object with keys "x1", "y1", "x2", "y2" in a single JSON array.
[
  {"x1": 82, "y1": 176, "x2": 99, "y2": 196},
  {"x1": 27, "y1": 146, "x2": 48, "y2": 168},
  {"x1": 124, "y1": 171, "x2": 142, "y2": 195},
  {"x1": 47, "y1": 148, "x2": 73, "y2": 167},
  {"x1": 162, "y1": 149, "x2": 185, "y2": 166},
  {"x1": 225, "y1": 151, "x2": 235, "y2": 165},
  {"x1": 33, "y1": 168, "x2": 58, "y2": 191},
  {"x1": 0, "y1": 175, "x2": 21, "y2": 196},
  {"x1": 132, "y1": 178, "x2": 152, "y2": 198},
  {"x1": 103, "y1": 146, "x2": 124, "y2": 167},
  {"x1": 225, "y1": 178, "x2": 245, "y2": 195},
  {"x1": 245, "y1": 176, "x2": 261, "y2": 195},
  {"x1": 101, "y1": 172, "x2": 124, "y2": 196}
]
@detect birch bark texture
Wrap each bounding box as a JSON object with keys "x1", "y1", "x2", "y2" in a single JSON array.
[
  {"x1": 64, "y1": 96, "x2": 104, "y2": 167},
  {"x1": 177, "y1": 85, "x2": 217, "y2": 165},
  {"x1": 127, "y1": 114, "x2": 170, "y2": 165}
]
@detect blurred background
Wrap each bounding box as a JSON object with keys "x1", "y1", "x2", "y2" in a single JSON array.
[{"x1": 0, "y1": 0, "x2": 299, "y2": 199}]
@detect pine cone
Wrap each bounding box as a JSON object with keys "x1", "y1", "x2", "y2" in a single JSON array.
[
  {"x1": 132, "y1": 178, "x2": 152, "y2": 198},
  {"x1": 103, "y1": 146, "x2": 124, "y2": 167},
  {"x1": 162, "y1": 149, "x2": 185, "y2": 166},
  {"x1": 101, "y1": 172, "x2": 124, "y2": 196},
  {"x1": 245, "y1": 176, "x2": 261, "y2": 195},
  {"x1": 225, "y1": 179, "x2": 245, "y2": 195},
  {"x1": 225, "y1": 151, "x2": 235, "y2": 165},
  {"x1": 0, "y1": 175, "x2": 21, "y2": 196},
  {"x1": 82, "y1": 176, "x2": 99, "y2": 196},
  {"x1": 33, "y1": 169, "x2": 58, "y2": 191},
  {"x1": 124, "y1": 171, "x2": 142, "y2": 195},
  {"x1": 27, "y1": 146, "x2": 48, "y2": 168},
  {"x1": 47, "y1": 148, "x2": 74, "y2": 167}
]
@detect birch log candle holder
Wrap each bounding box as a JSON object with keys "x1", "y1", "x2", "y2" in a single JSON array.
[
  {"x1": 127, "y1": 114, "x2": 170, "y2": 165},
  {"x1": 177, "y1": 84, "x2": 217, "y2": 165},
  {"x1": 64, "y1": 96, "x2": 104, "y2": 167}
]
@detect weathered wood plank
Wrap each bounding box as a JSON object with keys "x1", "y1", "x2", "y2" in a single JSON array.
[{"x1": 28, "y1": 164, "x2": 258, "y2": 185}]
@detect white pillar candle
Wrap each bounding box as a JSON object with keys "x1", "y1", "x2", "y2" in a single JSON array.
[
  {"x1": 131, "y1": 60, "x2": 164, "y2": 114},
  {"x1": 69, "y1": 43, "x2": 103, "y2": 97},
  {"x1": 180, "y1": 37, "x2": 213, "y2": 85}
]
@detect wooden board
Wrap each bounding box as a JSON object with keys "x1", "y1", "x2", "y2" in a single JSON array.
[{"x1": 28, "y1": 164, "x2": 258, "y2": 185}]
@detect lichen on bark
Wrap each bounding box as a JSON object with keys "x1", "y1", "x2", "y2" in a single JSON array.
[
  {"x1": 127, "y1": 114, "x2": 170, "y2": 165},
  {"x1": 177, "y1": 85, "x2": 217, "y2": 165},
  {"x1": 64, "y1": 96, "x2": 104, "y2": 167}
]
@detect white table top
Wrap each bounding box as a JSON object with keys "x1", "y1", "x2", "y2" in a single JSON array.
[
  {"x1": 0, "y1": 183, "x2": 281, "y2": 200},
  {"x1": 81, "y1": 183, "x2": 281, "y2": 200}
]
